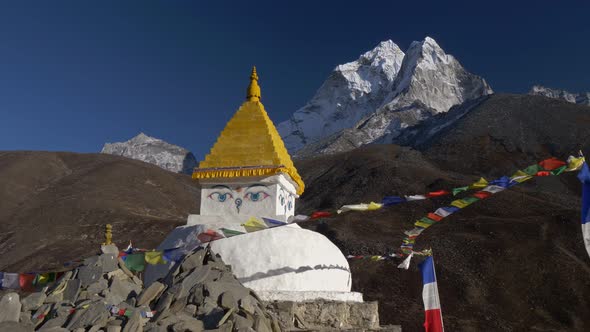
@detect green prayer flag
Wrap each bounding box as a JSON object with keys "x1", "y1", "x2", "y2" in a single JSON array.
[
  {"x1": 419, "y1": 217, "x2": 437, "y2": 225},
  {"x1": 220, "y1": 228, "x2": 245, "y2": 237},
  {"x1": 463, "y1": 197, "x2": 480, "y2": 204},
  {"x1": 452, "y1": 186, "x2": 469, "y2": 196},
  {"x1": 551, "y1": 165, "x2": 567, "y2": 175},
  {"x1": 523, "y1": 164, "x2": 542, "y2": 175},
  {"x1": 124, "y1": 253, "x2": 146, "y2": 272}
]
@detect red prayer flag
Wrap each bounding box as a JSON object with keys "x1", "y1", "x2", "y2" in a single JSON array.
[
  {"x1": 311, "y1": 211, "x2": 332, "y2": 219},
  {"x1": 19, "y1": 273, "x2": 37, "y2": 292},
  {"x1": 535, "y1": 171, "x2": 551, "y2": 177},
  {"x1": 197, "y1": 229, "x2": 224, "y2": 243},
  {"x1": 473, "y1": 191, "x2": 492, "y2": 199},
  {"x1": 427, "y1": 213, "x2": 443, "y2": 222},
  {"x1": 539, "y1": 158, "x2": 566, "y2": 171},
  {"x1": 426, "y1": 190, "x2": 450, "y2": 198}
]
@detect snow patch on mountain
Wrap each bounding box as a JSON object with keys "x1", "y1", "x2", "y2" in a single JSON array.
[
  {"x1": 101, "y1": 133, "x2": 197, "y2": 174},
  {"x1": 529, "y1": 85, "x2": 590, "y2": 105}
]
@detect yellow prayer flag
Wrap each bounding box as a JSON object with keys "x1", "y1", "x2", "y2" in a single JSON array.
[
  {"x1": 510, "y1": 170, "x2": 532, "y2": 183},
  {"x1": 144, "y1": 251, "x2": 166, "y2": 265},
  {"x1": 414, "y1": 220, "x2": 433, "y2": 228},
  {"x1": 469, "y1": 177, "x2": 488, "y2": 189},
  {"x1": 367, "y1": 202, "x2": 383, "y2": 210},
  {"x1": 450, "y1": 199, "x2": 469, "y2": 209},
  {"x1": 566, "y1": 156, "x2": 585, "y2": 172},
  {"x1": 242, "y1": 217, "x2": 267, "y2": 232}
]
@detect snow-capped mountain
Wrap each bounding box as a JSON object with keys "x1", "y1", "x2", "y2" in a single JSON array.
[
  {"x1": 277, "y1": 40, "x2": 405, "y2": 152},
  {"x1": 101, "y1": 133, "x2": 197, "y2": 174},
  {"x1": 529, "y1": 85, "x2": 589, "y2": 105},
  {"x1": 278, "y1": 37, "x2": 493, "y2": 155}
]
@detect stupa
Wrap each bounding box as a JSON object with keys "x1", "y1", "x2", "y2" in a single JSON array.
[{"x1": 146, "y1": 67, "x2": 362, "y2": 302}]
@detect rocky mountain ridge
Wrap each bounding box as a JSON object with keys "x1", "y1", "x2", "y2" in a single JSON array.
[
  {"x1": 278, "y1": 37, "x2": 492, "y2": 155},
  {"x1": 101, "y1": 133, "x2": 197, "y2": 174},
  {"x1": 529, "y1": 85, "x2": 590, "y2": 105}
]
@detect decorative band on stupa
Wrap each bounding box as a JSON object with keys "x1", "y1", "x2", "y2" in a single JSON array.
[{"x1": 192, "y1": 67, "x2": 305, "y2": 195}]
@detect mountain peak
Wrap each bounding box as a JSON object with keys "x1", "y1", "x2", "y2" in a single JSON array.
[
  {"x1": 278, "y1": 37, "x2": 492, "y2": 154},
  {"x1": 101, "y1": 133, "x2": 197, "y2": 174}
]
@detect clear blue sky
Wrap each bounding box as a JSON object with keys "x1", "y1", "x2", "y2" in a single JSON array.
[{"x1": 1, "y1": 0, "x2": 589, "y2": 160}]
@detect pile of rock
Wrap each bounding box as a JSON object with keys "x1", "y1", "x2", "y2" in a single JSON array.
[{"x1": 0, "y1": 245, "x2": 280, "y2": 332}]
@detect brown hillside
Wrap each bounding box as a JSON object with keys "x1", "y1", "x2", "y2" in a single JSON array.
[{"x1": 0, "y1": 151, "x2": 200, "y2": 273}]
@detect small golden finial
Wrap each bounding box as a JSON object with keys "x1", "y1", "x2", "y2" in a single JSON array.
[
  {"x1": 103, "y1": 224, "x2": 112, "y2": 245},
  {"x1": 246, "y1": 66, "x2": 261, "y2": 102}
]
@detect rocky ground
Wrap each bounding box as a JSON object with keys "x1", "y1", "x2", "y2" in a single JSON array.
[{"x1": 0, "y1": 245, "x2": 280, "y2": 331}]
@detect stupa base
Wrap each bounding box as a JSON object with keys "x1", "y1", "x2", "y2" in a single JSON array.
[{"x1": 256, "y1": 290, "x2": 363, "y2": 302}]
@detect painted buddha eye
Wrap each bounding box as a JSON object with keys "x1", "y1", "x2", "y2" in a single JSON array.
[
  {"x1": 245, "y1": 191, "x2": 270, "y2": 202},
  {"x1": 279, "y1": 195, "x2": 285, "y2": 206},
  {"x1": 208, "y1": 192, "x2": 233, "y2": 202}
]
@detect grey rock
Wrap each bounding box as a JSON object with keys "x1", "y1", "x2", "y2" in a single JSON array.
[
  {"x1": 238, "y1": 296, "x2": 256, "y2": 315},
  {"x1": 253, "y1": 315, "x2": 272, "y2": 332},
  {"x1": 206, "y1": 321, "x2": 233, "y2": 332},
  {"x1": 0, "y1": 292, "x2": 21, "y2": 323},
  {"x1": 31, "y1": 303, "x2": 53, "y2": 327},
  {"x1": 188, "y1": 285, "x2": 205, "y2": 305},
  {"x1": 121, "y1": 309, "x2": 141, "y2": 332},
  {"x1": 231, "y1": 313, "x2": 253, "y2": 330},
  {"x1": 131, "y1": 276, "x2": 143, "y2": 288},
  {"x1": 117, "y1": 257, "x2": 135, "y2": 279},
  {"x1": 153, "y1": 291, "x2": 174, "y2": 321},
  {"x1": 0, "y1": 321, "x2": 34, "y2": 332},
  {"x1": 101, "y1": 254, "x2": 119, "y2": 273},
  {"x1": 171, "y1": 318, "x2": 204, "y2": 332},
  {"x1": 63, "y1": 279, "x2": 82, "y2": 304},
  {"x1": 88, "y1": 324, "x2": 105, "y2": 332},
  {"x1": 66, "y1": 302, "x2": 109, "y2": 330},
  {"x1": 101, "y1": 244, "x2": 120, "y2": 255},
  {"x1": 84, "y1": 255, "x2": 100, "y2": 267},
  {"x1": 38, "y1": 303, "x2": 74, "y2": 330},
  {"x1": 19, "y1": 311, "x2": 32, "y2": 326},
  {"x1": 200, "y1": 307, "x2": 226, "y2": 330},
  {"x1": 143, "y1": 322, "x2": 167, "y2": 332},
  {"x1": 107, "y1": 325, "x2": 122, "y2": 332},
  {"x1": 184, "y1": 304, "x2": 197, "y2": 317},
  {"x1": 169, "y1": 297, "x2": 188, "y2": 314},
  {"x1": 38, "y1": 316, "x2": 69, "y2": 331},
  {"x1": 204, "y1": 281, "x2": 249, "y2": 304},
  {"x1": 105, "y1": 277, "x2": 141, "y2": 306},
  {"x1": 21, "y1": 292, "x2": 47, "y2": 312},
  {"x1": 203, "y1": 269, "x2": 222, "y2": 283},
  {"x1": 38, "y1": 327, "x2": 70, "y2": 332},
  {"x1": 177, "y1": 266, "x2": 210, "y2": 300},
  {"x1": 219, "y1": 292, "x2": 237, "y2": 310},
  {"x1": 44, "y1": 292, "x2": 64, "y2": 304},
  {"x1": 180, "y1": 251, "x2": 205, "y2": 273},
  {"x1": 78, "y1": 265, "x2": 103, "y2": 287},
  {"x1": 125, "y1": 297, "x2": 137, "y2": 307},
  {"x1": 87, "y1": 279, "x2": 109, "y2": 295}
]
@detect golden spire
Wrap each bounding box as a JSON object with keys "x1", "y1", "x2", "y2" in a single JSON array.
[
  {"x1": 246, "y1": 66, "x2": 261, "y2": 102},
  {"x1": 193, "y1": 67, "x2": 305, "y2": 195}
]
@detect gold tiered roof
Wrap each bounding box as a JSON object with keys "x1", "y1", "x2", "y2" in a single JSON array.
[{"x1": 192, "y1": 67, "x2": 305, "y2": 195}]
